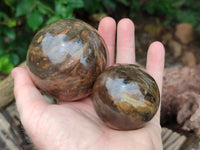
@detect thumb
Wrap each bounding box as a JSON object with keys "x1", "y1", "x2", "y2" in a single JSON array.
[{"x1": 12, "y1": 67, "x2": 48, "y2": 127}]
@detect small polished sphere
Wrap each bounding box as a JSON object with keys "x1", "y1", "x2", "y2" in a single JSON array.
[
  {"x1": 27, "y1": 19, "x2": 108, "y2": 101},
  {"x1": 92, "y1": 64, "x2": 160, "y2": 130}
]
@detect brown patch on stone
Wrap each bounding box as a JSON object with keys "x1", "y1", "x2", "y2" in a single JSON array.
[
  {"x1": 59, "y1": 28, "x2": 70, "y2": 34},
  {"x1": 37, "y1": 35, "x2": 43, "y2": 43},
  {"x1": 117, "y1": 101, "x2": 133, "y2": 113}
]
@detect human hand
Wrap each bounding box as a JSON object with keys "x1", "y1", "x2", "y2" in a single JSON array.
[{"x1": 12, "y1": 17, "x2": 165, "y2": 150}]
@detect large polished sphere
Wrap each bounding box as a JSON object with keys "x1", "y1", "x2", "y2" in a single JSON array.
[
  {"x1": 92, "y1": 64, "x2": 160, "y2": 130},
  {"x1": 27, "y1": 19, "x2": 108, "y2": 101}
]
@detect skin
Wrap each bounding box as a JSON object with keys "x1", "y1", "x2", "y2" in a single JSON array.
[{"x1": 12, "y1": 17, "x2": 165, "y2": 150}]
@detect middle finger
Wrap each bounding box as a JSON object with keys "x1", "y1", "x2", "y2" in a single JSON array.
[{"x1": 116, "y1": 18, "x2": 135, "y2": 64}]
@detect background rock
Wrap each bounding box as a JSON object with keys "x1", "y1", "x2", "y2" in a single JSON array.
[
  {"x1": 144, "y1": 24, "x2": 162, "y2": 37},
  {"x1": 168, "y1": 40, "x2": 182, "y2": 57},
  {"x1": 181, "y1": 52, "x2": 196, "y2": 66},
  {"x1": 175, "y1": 23, "x2": 195, "y2": 44},
  {"x1": 161, "y1": 33, "x2": 173, "y2": 45},
  {"x1": 161, "y1": 65, "x2": 200, "y2": 135}
]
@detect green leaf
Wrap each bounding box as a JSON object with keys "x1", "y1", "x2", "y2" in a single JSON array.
[
  {"x1": 0, "y1": 54, "x2": 14, "y2": 74},
  {"x1": 102, "y1": 0, "x2": 116, "y2": 11},
  {"x1": 3, "y1": 27, "x2": 16, "y2": 40},
  {"x1": 4, "y1": 0, "x2": 16, "y2": 8},
  {"x1": 9, "y1": 53, "x2": 20, "y2": 66},
  {"x1": 62, "y1": 5, "x2": 74, "y2": 18},
  {"x1": 7, "y1": 19, "x2": 17, "y2": 27},
  {"x1": 16, "y1": 0, "x2": 34, "y2": 17},
  {"x1": 55, "y1": 1, "x2": 63, "y2": 15},
  {"x1": 177, "y1": 11, "x2": 200, "y2": 26},
  {"x1": 68, "y1": 0, "x2": 84, "y2": 8},
  {"x1": 45, "y1": 16, "x2": 61, "y2": 25},
  {"x1": 0, "y1": 38, "x2": 4, "y2": 51},
  {"x1": 0, "y1": 12, "x2": 8, "y2": 20},
  {"x1": 0, "y1": 50, "x2": 4, "y2": 56},
  {"x1": 36, "y1": 1, "x2": 54, "y2": 15},
  {"x1": 55, "y1": 1, "x2": 74, "y2": 18},
  {"x1": 27, "y1": 11, "x2": 44, "y2": 31}
]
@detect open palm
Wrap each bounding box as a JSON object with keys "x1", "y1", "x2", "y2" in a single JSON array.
[{"x1": 12, "y1": 17, "x2": 165, "y2": 150}]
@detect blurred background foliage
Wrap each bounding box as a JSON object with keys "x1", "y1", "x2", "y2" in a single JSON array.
[{"x1": 1, "y1": 0, "x2": 200, "y2": 75}]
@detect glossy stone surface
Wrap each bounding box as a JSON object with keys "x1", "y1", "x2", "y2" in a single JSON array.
[
  {"x1": 92, "y1": 64, "x2": 160, "y2": 130},
  {"x1": 27, "y1": 19, "x2": 108, "y2": 101}
]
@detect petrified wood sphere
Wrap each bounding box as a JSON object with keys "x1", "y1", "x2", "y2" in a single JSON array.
[
  {"x1": 92, "y1": 64, "x2": 160, "y2": 130},
  {"x1": 27, "y1": 19, "x2": 108, "y2": 101}
]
